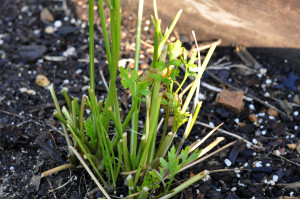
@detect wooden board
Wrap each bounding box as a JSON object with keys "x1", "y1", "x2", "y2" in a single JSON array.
[{"x1": 122, "y1": 0, "x2": 300, "y2": 70}]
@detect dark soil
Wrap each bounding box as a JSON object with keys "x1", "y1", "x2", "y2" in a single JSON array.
[{"x1": 0, "y1": 0, "x2": 300, "y2": 199}]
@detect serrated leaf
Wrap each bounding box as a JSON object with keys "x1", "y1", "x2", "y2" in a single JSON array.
[
  {"x1": 84, "y1": 117, "x2": 95, "y2": 139},
  {"x1": 169, "y1": 40, "x2": 183, "y2": 60},
  {"x1": 189, "y1": 50, "x2": 198, "y2": 64}
]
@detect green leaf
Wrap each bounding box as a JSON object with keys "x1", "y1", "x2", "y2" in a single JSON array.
[
  {"x1": 189, "y1": 50, "x2": 198, "y2": 64},
  {"x1": 169, "y1": 40, "x2": 183, "y2": 60},
  {"x1": 84, "y1": 117, "x2": 95, "y2": 140},
  {"x1": 120, "y1": 67, "x2": 138, "y2": 91}
]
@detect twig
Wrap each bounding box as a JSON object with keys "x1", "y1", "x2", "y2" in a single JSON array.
[
  {"x1": 69, "y1": 146, "x2": 111, "y2": 199},
  {"x1": 195, "y1": 121, "x2": 264, "y2": 151},
  {"x1": 196, "y1": 39, "x2": 222, "y2": 51},
  {"x1": 270, "y1": 153, "x2": 300, "y2": 167},
  {"x1": 45, "y1": 177, "x2": 58, "y2": 199},
  {"x1": 276, "y1": 182, "x2": 300, "y2": 189},
  {"x1": 99, "y1": 70, "x2": 109, "y2": 92},
  {"x1": 49, "y1": 176, "x2": 76, "y2": 192},
  {"x1": 42, "y1": 163, "x2": 76, "y2": 177},
  {"x1": 0, "y1": 109, "x2": 24, "y2": 119}
]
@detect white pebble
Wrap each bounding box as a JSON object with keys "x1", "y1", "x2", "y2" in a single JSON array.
[
  {"x1": 257, "y1": 73, "x2": 263, "y2": 78},
  {"x1": 224, "y1": 159, "x2": 232, "y2": 167},
  {"x1": 295, "y1": 126, "x2": 299, "y2": 130},
  {"x1": 70, "y1": 18, "x2": 76, "y2": 24},
  {"x1": 144, "y1": 26, "x2": 149, "y2": 31},
  {"x1": 291, "y1": 134, "x2": 295, "y2": 138},
  {"x1": 268, "y1": 116, "x2": 275, "y2": 120},
  {"x1": 145, "y1": 19, "x2": 151, "y2": 25},
  {"x1": 54, "y1": 20, "x2": 62, "y2": 28},
  {"x1": 209, "y1": 122, "x2": 215, "y2": 127},
  {"x1": 252, "y1": 138, "x2": 258, "y2": 145},
  {"x1": 275, "y1": 150, "x2": 281, "y2": 156},
  {"x1": 75, "y1": 69, "x2": 82, "y2": 74},
  {"x1": 253, "y1": 152, "x2": 257, "y2": 156},
  {"x1": 258, "y1": 118, "x2": 263, "y2": 124},
  {"x1": 264, "y1": 92, "x2": 270, "y2": 97},
  {"x1": 255, "y1": 161, "x2": 262, "y2": 167},
  {"x1": 63, "y1": 79, "x2": 69, "y2": 84},
  {"x1": 272, "y1": 175, "x2": 278, "y2": 182},
  {"x1": 195, "y1": 136, "x2": 199, "y2": 139},
  {"x1": 244, "y1": 162, "x2": 249, "y2": 167},
  {"x1": 198, "y1": 93, "x2": 206, "y2": 100},
  {"x1": 261, "y1": 130, "x2": 267, "y2": 135},
  {"x1": 231, "y1": 187, "x2": 237, "y2": 192},
  {"x1": 294, "y1": 111, "x2": 299, "y2": 116},
  {"x1": 0, "y1": 39, "x2": 3, "y2": 45},
  {"x1": 269, "y1": 180, "x2": 275, "y2": 186},
  {"x1": 7, "y1": 101, "x2": 11, "y2": 106},
  {"x1": 10, "y1": 166, "x2": 14, "y2": 171},
  {"x1": 63, "y1": 47, "x2": 76, "y2": 57},
  {"x1": 290, "y1": 192, "x2": 294, "y2": 197},
  {"x1": 266, "y1": 79, "x2": 272, "y2": 85},
  {"x1": 258, "y1": 112, "x2": 265, "y2": 117},
  {"x1": 234, "y1": 118, "x2": 239, "y2": 124},
  {"x1": 266, "y1": 163, "x2": 271, "y2": 167},
  {"x1": 249, "y1": 104, "x2": 255, "y2": 110},
  {"x1": 19, "y1": 87, "x2": 28, "y2": 93},
  {"x1": 260, "y1": 68, "x2": 267, "y2": 75}
]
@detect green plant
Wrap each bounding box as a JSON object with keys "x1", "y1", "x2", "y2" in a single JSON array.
[{"x1": 44, "y1": 0, "x2": 223, "y2": 198}]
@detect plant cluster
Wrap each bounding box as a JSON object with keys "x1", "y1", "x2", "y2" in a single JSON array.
[{"x1": 46, "y1": 0, "x2": 222, "y2": 198}]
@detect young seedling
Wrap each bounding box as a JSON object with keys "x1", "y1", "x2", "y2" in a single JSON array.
[{"x1": 43, "y1": 0, "x2": 225, "y2": 197}]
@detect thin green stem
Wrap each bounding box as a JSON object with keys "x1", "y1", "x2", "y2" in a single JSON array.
[
  {"x1": 89, "y1": 0, "x2": 95, "y2": 92},
  {"x1": 130, "y1": 0, "x2": 144, "y2": 171},
  {"x1": 134, "y1": 94, "x2": 162, "y2": 186},
  {"x1": 122, "y1": 133, "x2": 131, "y2": 171}
]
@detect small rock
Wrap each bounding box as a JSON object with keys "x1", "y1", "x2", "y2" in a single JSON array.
[
  {"x1": 254, "y1": 161, "x2": 262, "y2": 167},
  {"x1": 45, "y1": 26, "x2": 55, "y2": 34},
  {"x1": 225, "y1": 159, "x2": 232, "y2": 167},
  {"x1": 273, "y1": 148, "x2": 285, "y2": 156},
  {"x1": 248, "y1": 114, "x2": 258, "y2": 122},
  {"x1": 249, "y1": 104, "x2": 255, "y2": 111},
  {"x1": 272, "y1": 175, "x2": 279, "y2": 182},
  {"x1": 36, "y1": 74, "x2": 50, "y2": 87},
  {"x1": 216, "y1": 90, "x2": 244, "y2": 113},
  {"x1": 54, "y1": 20, "x2": 62, "y2": 28},
  {"x1": 30, "y1": 175, "x2": 41, "y2": 191},
  {"x1": 267, "y1": 108, "x2": 278, "y2": 117},
  {"x1": 63, "y1": 47, "x2": 76, "y2": 57},
  {"x1": 57, "y1": 26, "x2": 77, "y2": 36},
  {"x1": 40, "y1": 8, "x2": 54, "y2": 23},
  {"x1": 27, "y1": 89, "x2": 36, "y2": 95},
  {"x1": 18, "y1": 45, "x2": 47, "y2": 61},
  {"x1": 19, "y1": 87, "x2": 28, "y2": 93},
  {"x1": 287, "y1": 143, "x2": 297, "y2": 150}
]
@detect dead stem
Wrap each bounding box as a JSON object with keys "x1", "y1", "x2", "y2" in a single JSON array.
[
  {"x1": 179, "y1": 140, "x2": 237, "y2": 173},
  {"x1": 195, "y1": 121, "x2": 264, "y2": 151},
  {"x1": 41, "y1": 163, "x2": 76, "y2": 177}
]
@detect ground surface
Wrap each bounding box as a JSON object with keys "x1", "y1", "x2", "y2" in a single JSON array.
[{"x1": 0, "y1": 1, "x2": 300, "y2": 199}]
